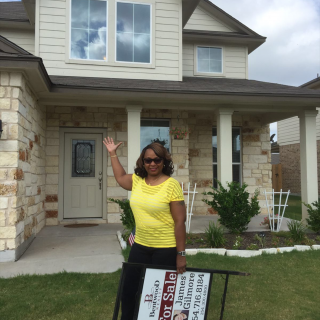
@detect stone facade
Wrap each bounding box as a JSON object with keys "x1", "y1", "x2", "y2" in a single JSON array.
[
  {"x1": 280, "y1": 141, "x2": 320, "y2": 194},
  {"x1": 188, "y1": 113, "x2": 271, "y2": 215},
  {"x1": 0, "y1": 72, "x2": 46, "y2": 261}
]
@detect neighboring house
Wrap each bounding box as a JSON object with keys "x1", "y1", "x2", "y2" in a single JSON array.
[
  {"x1": 1, "y1": 0, "x2": 319, "y2": 262},
  {"x1": 278, "y1": 76, "x2": 320, "y2": 194}
]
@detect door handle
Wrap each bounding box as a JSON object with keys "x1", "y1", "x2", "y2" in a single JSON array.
[{"x1": 99, "y1": 177, "x2": 102, "y2": 190}]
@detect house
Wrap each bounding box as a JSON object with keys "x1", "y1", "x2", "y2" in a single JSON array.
[
  {"x1": 278, "y1": 76, "x2": 320, "y2": 194},
  {"x1": 1, "y1": 0, "x2": 319, "y2": 262}
]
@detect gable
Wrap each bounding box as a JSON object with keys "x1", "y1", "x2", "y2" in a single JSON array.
[{"x1": 184, "y1": 5, "x2": 236, "y2": 32}]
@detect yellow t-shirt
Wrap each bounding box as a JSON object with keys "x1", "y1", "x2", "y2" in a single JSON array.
[{"x1": 130, "y1": 173, "x2": 185, "y2": 248}]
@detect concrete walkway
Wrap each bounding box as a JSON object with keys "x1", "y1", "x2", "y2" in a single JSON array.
[{"x1": 0, "y1": 215, "x2": 290, "y2": 278}]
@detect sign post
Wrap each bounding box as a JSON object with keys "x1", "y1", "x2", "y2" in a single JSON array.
[{"x1": 113, "y1": 263, "x2": 250, "y2": 320}]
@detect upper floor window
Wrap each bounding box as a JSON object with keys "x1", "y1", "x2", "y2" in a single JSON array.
[
  {"x1": 116, "y1": 2, "x2": 151, "y2": 63},
  {"x1": 70, "y1": 0, "x2": 107, "y2": 61},
  {"x1": 197, "y1": 46, "x2": 222, "y2": 73}
]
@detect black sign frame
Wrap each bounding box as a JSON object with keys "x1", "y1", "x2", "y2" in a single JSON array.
[{"x1": 112, "y1": 262, "x2": 250, "y2": 320}]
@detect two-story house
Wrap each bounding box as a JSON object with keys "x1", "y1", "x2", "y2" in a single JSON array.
[{"x1": 1, "y1": 0, "x2": 320, "y2": 262}]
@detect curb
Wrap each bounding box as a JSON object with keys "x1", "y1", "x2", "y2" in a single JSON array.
[
  {"x1": 186, "y1": 244, "x2": 320, "y2": 258},
  {"x1": 117, "y1": 231, "x2": 127, "y2": 250}
]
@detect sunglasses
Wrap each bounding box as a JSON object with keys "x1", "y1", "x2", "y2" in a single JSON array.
[{"x1": 143, "y1": 157, "x2": 163, "y2": 165}]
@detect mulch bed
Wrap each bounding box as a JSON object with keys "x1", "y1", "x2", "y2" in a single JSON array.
[{"x1": 185, "y1": 231, "x2": 320, "y2": 250}]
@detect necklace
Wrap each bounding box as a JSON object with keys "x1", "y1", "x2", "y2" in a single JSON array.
[{"x1": 146, "y1": 174, "x2": 163, "y2": 186}]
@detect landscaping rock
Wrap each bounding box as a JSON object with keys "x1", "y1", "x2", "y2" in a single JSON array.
[
  {"x1": 197, "y1": 248, "x2": 226, "y2": 255},
  {"x1": 260, "y1": 248, "x2": 277, "y2": 254},
  {"x1": 226, "y1": 250, "x2": 261, "y2": 258},
  {"x1": 277, "y1": 247, "x2": 295, "y2": 253},
  {"x1": 294, "y1": 245, "x2": 311, "y2": 252},
  {"x1": 311, "y1": 245, "x2": 320, "y2": 250},
  {"x1": 186, "y1": 249, "x2": 198, "y2": 255}
]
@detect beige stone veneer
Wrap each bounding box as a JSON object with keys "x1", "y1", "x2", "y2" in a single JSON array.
[{"x1": 0, "y1": 72, "x2": 46, "y2": 260}]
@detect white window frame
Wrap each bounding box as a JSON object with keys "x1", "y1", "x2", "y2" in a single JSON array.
[
  {"x1": 194, "y1": 45, "x2": 226, "y2": 77},
  {"x1": 212, "y1": 126, "x2": 242, "y2": 187},
  {"x1": 140, "y1": 119, "x2": 171, "y2": 152},
  {"x1": 67, "y1": 0, "x2": 109, "y2": 63},
  {"x1": 65, "y1": 0, "x2": 155, "y2": 69},
  {"x1": 115, "y1": 0, "x2": 153, "y2": 66}
]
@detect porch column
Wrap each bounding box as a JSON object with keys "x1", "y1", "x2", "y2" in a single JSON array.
[
  {"x1": 216, "y1": 109, "x2": 233, "y2": 187},
  {"x1": 126, "y1": 105, "x2": 142, "y2": 174},
  {"x1": 299, "y1": 110, "x2": 318, "y2": 221}
]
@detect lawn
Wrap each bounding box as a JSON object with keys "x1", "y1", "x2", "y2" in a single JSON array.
[
  {"x1": 1, "y1": 250, "x2": 320, "y2": 320},
  {"x1": 274, "y1": 194, "x2": 302, "y2": 220}
]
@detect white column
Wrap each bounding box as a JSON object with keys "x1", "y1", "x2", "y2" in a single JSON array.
[
  {"x1": 299, "y1": 110, "x2": 318, "y2": 221},
  {"x1": 216, "y1": 109, "x2": 233, "y2": 187},
  {"x1": 126, "y1": 105, "x2": 142, "y2": 174}
]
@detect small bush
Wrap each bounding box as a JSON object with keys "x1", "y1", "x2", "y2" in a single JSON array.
[
  {"x1": 204, "y1": 222, "x2": 226, "y2": 248},
  {"x1": 271, "y1": 236, "x2": 280, "y2": 247},
  {"x1": 287, "y1": 220, "x2": 306, "y2": 242},
  {"x1": 108, "y1": 198, "x2": 135, "y2": 232},
  {"x1": 202, "y1": 180, "x2": 260, "y2": 233},
  {"x1": 303, "y1": 201, "x2": 320, "y2": 233},
  {"x1": 232, "y1": 236, "x2": 243, "y2": 250},
  {"x1": 254, "y1": 234, "x2": 265, "y2": 248},
  {"x1": 247, "y1": 243, "x2": 259, "y2": 250}
]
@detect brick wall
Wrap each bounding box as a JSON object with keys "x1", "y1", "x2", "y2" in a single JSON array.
[
  {"x1": 0, "y1": 72, "x2": 46, "y2": 261},
  {"x1": 280, "y1": 141, "x2": 320, "y2": 194}
]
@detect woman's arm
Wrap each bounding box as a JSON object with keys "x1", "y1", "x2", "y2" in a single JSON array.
[
  {"x1": 103, "y1": 137, "x2": 132, "y2": 191},
  {"x1": 170, "y1": 200, "x2": 187, "y2": 274}
]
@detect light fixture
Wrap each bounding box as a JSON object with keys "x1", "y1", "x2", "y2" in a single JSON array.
[{"x1": 0, "y1": 120, "x2": 3, "y2": 138}]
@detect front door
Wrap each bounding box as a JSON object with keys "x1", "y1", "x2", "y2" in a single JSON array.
[{"x1": 64, "y1": 133, "x2": 103, "y2": 218}]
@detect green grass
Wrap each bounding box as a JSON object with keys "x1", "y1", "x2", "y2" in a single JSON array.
[
  {"x1": 274, "y1": 194, "x2": 302, "y2": 220},
  {"x1": 1, "y1": 250, "x2": 320, "y2": 320}
]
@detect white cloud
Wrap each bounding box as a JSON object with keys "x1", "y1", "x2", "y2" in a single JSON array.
[{"x1": 211, "y1": 0, "x2": 320, "y2": 86}]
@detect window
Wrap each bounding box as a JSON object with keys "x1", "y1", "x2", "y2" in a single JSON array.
[
  {"x1": 212, "y1": 127, "x2": 241, "y2": 188},
  {"x1": 116, "y1": 2, "x2": 151, "y2": 63},
  {"x1": 197, "y1": 46, "x2": 222, "y2": 73},
  {"x1": 140, "y1": 120, "x2": 170, "y2": 152},
  {"x1": 70, "y1": 0, "x2": 107, "y2": 61}
]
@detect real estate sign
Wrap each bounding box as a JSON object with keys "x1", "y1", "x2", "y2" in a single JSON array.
[{"x1": 137, "y1": 268, "x2": 211, "y2": 320}]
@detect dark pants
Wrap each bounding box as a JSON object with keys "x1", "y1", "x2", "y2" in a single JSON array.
[{"x1": 120, "y1": 242, "x2": 177, "y2": 320}]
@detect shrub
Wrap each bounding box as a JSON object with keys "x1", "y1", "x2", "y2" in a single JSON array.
[
  {"x1": 254, "y1": 234, "x2": 265, "y2": 248},
  {"x1": 204, "y1": 221, "x2": 226, "y2": 248},
  {"x1": 247, "y1": 243, "x2": 259, "y2": 250},
  {"x1": 108, "y1": 198, "x2": 135, "y2": 232},
  {"x1": 303, "y1": 201, "x2": 320, "y2": 233},
  {"x1": 287, "y1": 219, "x2": 306, "y2": 242},
  {"x1": 271, "y1": 236, "x2": 280, "y2": 247},
  {"x1": 232, "y1": 236, "x2": 243, "y2": 250},
  {"x1": 202, "y1": 180, "x2": 260, "y2": 233}
]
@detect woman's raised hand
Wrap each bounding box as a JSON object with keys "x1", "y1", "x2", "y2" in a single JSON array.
[{"x1": 103, "y1": 137, "x2": 123, "y2": 154}]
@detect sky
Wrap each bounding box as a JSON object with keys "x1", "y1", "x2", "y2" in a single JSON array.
[
  {"x1": 211, "y1": 0, "x2": 320, "y2": 141},
  {"x1": 2, "y1": 0, "x2": 320, "y2": 141}
]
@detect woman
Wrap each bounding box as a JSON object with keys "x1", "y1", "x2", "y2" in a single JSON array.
[
  {"x1": 173, "y1": 311, "x2": 188, "y2": 320},
  {"x1": 103, "y1": 137, "x2": 186, "y2": 319}
]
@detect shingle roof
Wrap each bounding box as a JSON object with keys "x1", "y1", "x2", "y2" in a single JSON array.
[
  {"x1": 0, "y1": 2, "x2": 29, "y2": 22},
  {"x1": 50, "y1": 75, "x2": 320, "y2": 98}
]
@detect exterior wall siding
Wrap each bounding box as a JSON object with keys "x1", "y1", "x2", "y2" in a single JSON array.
[
  {"x1": 0, "y1": 72, "x2": 46, "y2": 261},
  {"x1": 38, "y1": 0, "x2": 182, "y2": 81},
  {"x1": 184, "y1": 5, "x2": 234, "y2": 32},
  {"x1": 0, "y1": 28, "x2": 35, "y2": 55},
  {"x1": 182, "y1": 42, "x2": 247, "y2": 79}
]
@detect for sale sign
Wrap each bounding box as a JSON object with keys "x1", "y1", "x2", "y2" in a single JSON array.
[{"x1": 137, "y1": 269, "x2": 211, "y2": 320}]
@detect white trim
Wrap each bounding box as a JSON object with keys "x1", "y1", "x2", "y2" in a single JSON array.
[
  {"x1": 58, "y1": 127, "x2": 108, "y2": 222},
  {"x1": 194, "y1": 45, "x2": 226, "y2": 77},
  {"x1": 212, "y1": 126, "x2": 242, "y2": 185},
  {"x1": 115, "y1": 0, "x2": 154, "y2": 67},
  {"x1": 35, "y1": 0, "x2": 40, "y2": 56}
]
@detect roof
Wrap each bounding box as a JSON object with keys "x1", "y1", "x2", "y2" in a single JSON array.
[
  {"x1": 50, "y1": 75, "x2": 320, "y2": 98},
  {"x1": 0, "y1": 35, "x2": 32, "y2": 56},
  {"x1": 300, "y1": 77, "x2": 320, "y2": 89},
  {"x1": 0, "y1": 1, "x2": 29, "y2": 22}
]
